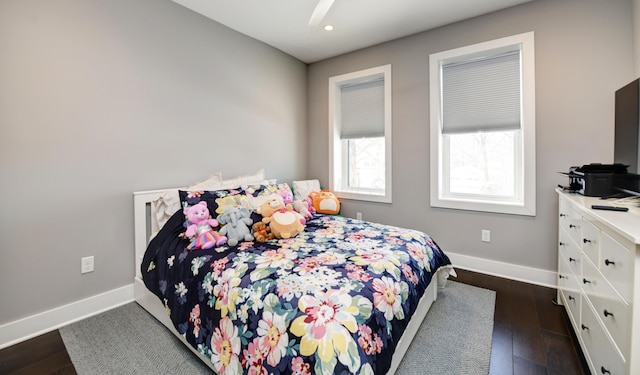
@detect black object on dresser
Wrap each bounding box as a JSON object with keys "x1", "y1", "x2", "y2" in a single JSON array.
[{"x1": 559, "y1": 163, "x2": 628, "y2": 197}]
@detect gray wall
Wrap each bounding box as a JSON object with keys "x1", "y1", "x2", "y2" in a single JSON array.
[
  {"x1": 307, "y1": 0, "x2": 635, "y2": 272},
  {"x1": 0, "y1": 0, "x2": 307, "y2": 325}
]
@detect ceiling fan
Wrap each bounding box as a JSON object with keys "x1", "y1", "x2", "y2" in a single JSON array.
[{"x1": 308, "y1": 0, "x2": 335, "y2": 26}]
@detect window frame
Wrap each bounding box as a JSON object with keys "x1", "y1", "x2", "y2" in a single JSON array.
[
  {"x1": 429, "y1": 32, "x2": 536, "y2": 216},
  {"x1": 329, "y1": 64, "x2": 392, "y2": 203}
]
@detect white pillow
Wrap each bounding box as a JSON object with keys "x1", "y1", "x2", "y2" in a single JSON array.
[
  {"x1": 293, "y1": 179, "x2": 321, "y2": 200},
  {"x1": 188, "y1": 173, "x2": 224, "y2": 190},
  {"x1": 217, "y1": 169, "x2": 266, "y2": 190}
]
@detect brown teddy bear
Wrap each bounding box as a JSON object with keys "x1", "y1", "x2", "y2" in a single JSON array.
[{"x1": 252, "y1": 221, "x2": 275, "y2": 242}]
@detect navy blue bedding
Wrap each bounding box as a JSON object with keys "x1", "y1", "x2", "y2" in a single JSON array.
[{"x1": 142, "y1": 211, "x2": 452, "y2": 375}]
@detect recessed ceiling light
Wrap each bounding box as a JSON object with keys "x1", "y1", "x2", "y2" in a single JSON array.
[{"x1": 324, "y1": 25, "x2": 334, "y2": 31}]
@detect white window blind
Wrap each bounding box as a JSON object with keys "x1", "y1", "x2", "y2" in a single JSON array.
[
  {"x1": 442, "y1": 50, "x2": 521, "y2": 134},
  {"x1": 340, "y1": 78, "x2": 385, "y2": 139}
]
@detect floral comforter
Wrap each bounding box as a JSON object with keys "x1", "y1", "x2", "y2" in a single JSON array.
[{"x1": 142, "y1": 212, "x2": 452, "y2": 375}]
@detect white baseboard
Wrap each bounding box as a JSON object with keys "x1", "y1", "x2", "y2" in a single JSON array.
[
  {"x1": 447, "y1": 252, "x2": 558, "y2": 288},
  {"x1": 0, "y1": 284, "x2": 134, "y2": 350}
]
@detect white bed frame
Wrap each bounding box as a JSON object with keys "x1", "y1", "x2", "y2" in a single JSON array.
[{"x1": 133, "y1": 189, "x2": 440, "y2": 374}]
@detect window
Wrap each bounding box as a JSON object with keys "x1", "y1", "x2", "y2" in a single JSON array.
[
  {"x1": 329, "y1": 65, "x2": 392, "y2": 203},
  {"x1": 429, "y1": 32, "x2": 536, "y2": 215}
]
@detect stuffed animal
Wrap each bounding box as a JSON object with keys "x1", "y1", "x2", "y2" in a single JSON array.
[
  {"x1": 252, "y1": 221, "x2": 275, "y2": 242},
  {"x1": 217, "y1": 206, "x2": 254, "y2": 246},
  {"x1": 292, "y1": 198, "x2": 315, "y2": 220},
  {"x1": 183, "y1": 201, "x2": 227, "y2": 250},
  {"x1": 309, "y1": 190, "x2": 341, "y2": 215},
  {"x1": 257, "y1": 198, "x2": 305, "y2": 239},
  {"x1": 280, "y1": 189, "x2": 294, "y2": 205}
]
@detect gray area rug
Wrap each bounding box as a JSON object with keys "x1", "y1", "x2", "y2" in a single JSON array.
[{"x1": 60, "y1": 281, "x2": 495, "y2": 374}]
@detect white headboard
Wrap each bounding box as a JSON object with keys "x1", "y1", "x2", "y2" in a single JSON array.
[{"x1": 133, "y1": 189, "x2": 173, "y2": 279}]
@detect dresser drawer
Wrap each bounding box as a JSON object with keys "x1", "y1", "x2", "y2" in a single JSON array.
[
  {"x1": 600, "y1": 232, "x2": 633, "y2": 302},
  {"x1": 559, "y1": 199, "x2": 582, "y2": 246},
  {"x1": 581, "y1": 299, "x2": 626, "y2": 375},
  {"x1": 582, "y1": 257, "x2": 630, "y2": 358},
  {"x1": 558, "y1": 256, "x2": 581, "y2": 327},
  {"x1": 581, "y1": 218, "x2": 600, "y2": 266}
]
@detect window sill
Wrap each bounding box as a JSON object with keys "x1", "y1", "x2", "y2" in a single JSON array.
[
  {"x1": 430, "y1": 197, "x2": 535, "y2": 216},
  {"x1": 334, "y1": 190, "x2": 391, "y2": 204}
]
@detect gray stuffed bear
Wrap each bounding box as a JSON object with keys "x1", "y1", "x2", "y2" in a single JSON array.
[{"x1": 217, "y1": 206, "x2": 254, "y2": 246}]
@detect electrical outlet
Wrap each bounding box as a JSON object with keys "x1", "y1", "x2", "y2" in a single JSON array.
[
  {"x1": 81, "y1": 256, "x2": 94, "y2": 274},
  {"x1": 481, "y1": 230, "x2": 491, "y2": 243},
  {"x1": 356, "y1": 212, "x2": 362, "y2": 220}
]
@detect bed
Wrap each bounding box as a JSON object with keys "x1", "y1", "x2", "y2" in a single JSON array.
[{"x1": 133, "y1": 179, "x2": 454, "y2": 375}]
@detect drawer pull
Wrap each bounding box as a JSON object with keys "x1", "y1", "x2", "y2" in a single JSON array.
[
  {"x1": 603, "y1": 309, "x2": 614, "y2": 318},
  {"x1": 583, "y1": 238, "x2": 591, "y2": 244},
  {"x1": 560, "y1": 213, "x2": 566, "y2": 217},
  {"x1": 559, "y1": 241, "x2": 566, "y2": 247},
  {"x1": 568, "y1": 257, "x2": 576, "y2": 263},
  {"x1": 583, "y1": 278, "x2": 591, "y2": 284},
  {"x1": 581, "y1": 324, "x2": 589, "y2": 331},
  {"x1": 604, "y1": 259, "x2": 615, "y2": 266},
  {"x1": 600, "y1": 366, "x2": 611, "y2": 374},
  {"x1": 558, "y1": 274, "x2": 567, "y2": 279},
  {"x1": 568, "y1": 295, "x2": 575, "y2": 301},
  {"x1": 569, "y1": 224, "x2": 577, "y2": 229}
]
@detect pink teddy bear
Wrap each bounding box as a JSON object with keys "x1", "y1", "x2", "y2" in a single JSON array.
[
  {"x1": 280, "y1": 189, "x2": 294, "y2": 205},
  {"x1": 184, "y1": 201, "x2": 227, "y2": 250}
]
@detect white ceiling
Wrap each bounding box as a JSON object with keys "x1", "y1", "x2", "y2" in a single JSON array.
[{"x1": 172, "y1": 0, "x2": 534, "y2": 64}]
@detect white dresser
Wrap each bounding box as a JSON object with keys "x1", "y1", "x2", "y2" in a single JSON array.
[{"x1": 556, "y1": 189, "x2": 640, "y2": 375}]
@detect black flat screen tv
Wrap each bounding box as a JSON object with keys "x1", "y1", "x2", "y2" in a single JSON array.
[{"x1": 613, "y1": 78, "x2": 640, "y2": 196}]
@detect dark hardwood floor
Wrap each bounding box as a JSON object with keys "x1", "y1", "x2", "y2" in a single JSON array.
[
  {"x1": 0, "y1": 330, "x2": 75, "y2": 375},
  {"x1": 0, "y1": 268, "x2": 588, "y2": 375},
  {"x1": 453, "y1": 268, "x2": 589, "y2": 375}
]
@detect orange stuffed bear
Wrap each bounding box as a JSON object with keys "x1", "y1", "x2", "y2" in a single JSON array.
[{"x1": 309, "y1": 190, "x2": 340, "y2": 215}]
